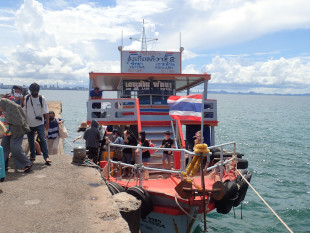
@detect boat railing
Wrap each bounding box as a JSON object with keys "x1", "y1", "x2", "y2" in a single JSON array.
[
  {"x1": 87, "y1": 98, "x2": 139, "y2": 123},
  {"x1": 107, "y1": 141, "x2": 237, "y2": 187},
  {"x1": 87, "y1": 97, "x2": 217, "y2": 122}
]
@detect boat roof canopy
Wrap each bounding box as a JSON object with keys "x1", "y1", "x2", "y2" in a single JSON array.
[{"x1": 89, "y1": 72, "x2": 211, "y2": 92}]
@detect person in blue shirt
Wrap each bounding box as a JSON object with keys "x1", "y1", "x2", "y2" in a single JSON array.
[
  {"x1": 47, "y1": 111, "x2": 63, "y2": 155},
  {"x1": 90, "y1": 86, "x2": 102, "y2": 99},
  {"x1": 90, "y1": 87, "x2": 102, "y2": 118},
  {"x1": 12, "y1": 85, "x2": 24, "y2": 107}
]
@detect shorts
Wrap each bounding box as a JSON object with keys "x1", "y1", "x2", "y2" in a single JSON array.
[
  {"x1": 142, "y1": 157, "x2": 150, "y2": 163},
  {"x1": 162, "y1": 153, "x2": 173, "y2": 163},
  {"x1": 122, "y1": 152, "x2": 132, "y2": 164}
]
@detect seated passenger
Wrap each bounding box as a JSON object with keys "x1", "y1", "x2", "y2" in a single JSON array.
[
  {"x1": 90, "y1": 87, "x2": 102, "y2": 118},
  {"x1": 90, "y1": 86, "x2": 102, "y2": 99}
]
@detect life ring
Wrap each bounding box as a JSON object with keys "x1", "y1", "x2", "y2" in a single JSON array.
[
  {"x1": 107, "y1": 182, "x2": 125, "y2": 195},
  {"x1": 215, "y1": 180, "x2": 239, "y2": 214},
  {"x1": 233, "y1": 170, "x2": 252, "y2": 207},
  {"x1": 236, "y1": 159, "x2": 248, "y2": 169},
  {"x1": 127, "y1": 186, "x2": 153, "y2": 219}
]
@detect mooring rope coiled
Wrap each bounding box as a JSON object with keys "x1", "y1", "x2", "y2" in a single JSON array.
[{"x1": 236, "y1": 170, "x2": 294, "y2": 233}]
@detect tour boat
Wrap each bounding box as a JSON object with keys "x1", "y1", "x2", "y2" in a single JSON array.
[{"x1": 85, "y1": 25, "x2": 251, "y2": 233}]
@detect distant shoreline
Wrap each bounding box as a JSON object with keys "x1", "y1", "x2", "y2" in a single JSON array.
[
  {"x1": 208, "y1": 91, "x2": 310, "y2": 96},
  {"x1": 1, "y1": 88, "x2": 309, "y2": 96}
]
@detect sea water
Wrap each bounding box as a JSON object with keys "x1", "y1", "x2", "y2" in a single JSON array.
[{"x1": 1, "y1": 89, "x2": 309, "y2": 232}]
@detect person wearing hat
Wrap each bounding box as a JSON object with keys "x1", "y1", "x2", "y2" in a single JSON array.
[
  {"x1": 106, "y1": 129, "x2": 124, "y2": 162},
  {"x1": 156, "y1": 131, "x2": 175, "y2": 170},
  {"x1": 73, "y1": 121, "x2": 88, "y2": 143},
  {"x1": 24, "y1": 82, "x2": 52, "y2": 165},
  {"x1": 12, "y1": 85, "x2": 24, "y2": 106}
]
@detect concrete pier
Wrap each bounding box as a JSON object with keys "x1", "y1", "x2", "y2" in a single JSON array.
[{"x1": 0, "y1": 101, "x2": 130, "y2": 233}]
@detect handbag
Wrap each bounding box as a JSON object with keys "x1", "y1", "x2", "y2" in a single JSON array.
[
  {"x1": 58, "y1": 123, "x2": 68, "y2": 138},
  {"x1": 0, "y1": 121, "x2": 7, "y2": 137},
  {"x1": 113, "y1": 148, "x2": 123, "y2": 160}
]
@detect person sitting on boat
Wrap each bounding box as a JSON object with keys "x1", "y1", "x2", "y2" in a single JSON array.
[
  {"x1": 156, "y1": 131, "x2": 175, "y2": 170},
  {"x1": 122, "y1": 130, "x2": 137, "y2": 177},
  {"x1": 89, "y1": 86, "x2": 102, "y2": 118},
  {"x1": 83, "y1": 120, "x2": 101, "y2": 164}
]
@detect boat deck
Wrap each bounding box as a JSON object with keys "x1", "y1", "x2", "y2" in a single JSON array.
[{"x1": 110, "y1": 173, "x2": 220, "y2": 197}]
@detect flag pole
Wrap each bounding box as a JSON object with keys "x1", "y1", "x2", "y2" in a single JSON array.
[
  {"x1": 200, "y1": 79, "x2": 208, "y2": 144},
  {"x1": 200, "y1": 80, "x2": 208, "y2": 232}
]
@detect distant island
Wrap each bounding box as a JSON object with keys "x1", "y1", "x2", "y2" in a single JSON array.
[
  {"x1": 0, "y1": 83, "x2": 88, "y2": 91},
  {"x1": 207, "y1": 90, "x2": 310, "y2": 96},
  {"x1": 1, "y1": 83, "x2": 309, "y2": 96}
]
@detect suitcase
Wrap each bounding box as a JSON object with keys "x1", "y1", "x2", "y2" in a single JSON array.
[{"x1": 0, "y1": 146, "x2": 5, "y2": 182}]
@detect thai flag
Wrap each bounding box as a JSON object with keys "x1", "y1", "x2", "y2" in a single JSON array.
[{"x1": 168, "y1": 94, "x2": 202, "y2": 121}]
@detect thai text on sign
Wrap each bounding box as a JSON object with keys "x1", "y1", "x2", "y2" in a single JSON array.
[{"x1": 121, "y1": 51, "x2": 181, "y2": 74}]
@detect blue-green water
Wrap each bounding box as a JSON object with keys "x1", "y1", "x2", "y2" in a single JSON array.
[{"x1": 1, "y1": 89, "x2": 309, "y2": 232}]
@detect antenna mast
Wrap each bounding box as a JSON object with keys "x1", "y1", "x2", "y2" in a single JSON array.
[{"x1": 130, "y1": 19, "x2": 158, "y2": 51}]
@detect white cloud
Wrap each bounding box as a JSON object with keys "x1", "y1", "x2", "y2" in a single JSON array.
[
  {"x1": 201, "y1": 56, "x2": 310, "y2": 93},
  {"x1": 0, "y1": 0, "x2": 309, "y2": 94},
  {"x1": 160, "y1": 0, "x2": 310, "y2": 50},
  {"x1": 0, "y1": 0, "x2": 170, "y2": 85}
]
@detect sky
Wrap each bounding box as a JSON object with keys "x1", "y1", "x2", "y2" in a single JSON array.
[{"x1": 0, "y1": 0, "x2": 310, "y2": 94}]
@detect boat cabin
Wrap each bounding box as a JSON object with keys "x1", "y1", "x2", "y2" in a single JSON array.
[{"x1": 87, "y1": 50, "x2": 218, "y2": 151}]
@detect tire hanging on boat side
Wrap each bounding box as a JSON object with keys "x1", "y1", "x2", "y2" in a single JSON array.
[
  {"x1": 215, "y1": 180, "x2": 239, "y2": 214},
  {"x1": 236, "y1": 159, "x2": 248, "y2": 169},
  {"x1": 233, "y1": 170, "x2": 252, "y2": 207},
  {"x1": 127, "y1": 186, "x2": 153, "y2": 219},
  {"x1": 107, "y1": 182, "x2": 125, "y2": 195}
]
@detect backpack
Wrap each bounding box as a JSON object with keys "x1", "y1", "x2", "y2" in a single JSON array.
[{"x1": 25, "y1": 95, "x2": 43, "y2": 108}]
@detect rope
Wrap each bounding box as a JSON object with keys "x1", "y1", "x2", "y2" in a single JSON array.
[
  {"x1": 237, "y1": 170, "x2": 294, "y2": 233},
  {"x1": 174, "y1": 192, "x2": 196, "y2": 220},
  {"x1": 64, "y1": 137, "x2": 74, "y2": 148}
]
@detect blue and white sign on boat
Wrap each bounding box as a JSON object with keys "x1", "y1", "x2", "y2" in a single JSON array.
[{"x1": 121, "y1": 51, "x2": 181, "y2": 74}]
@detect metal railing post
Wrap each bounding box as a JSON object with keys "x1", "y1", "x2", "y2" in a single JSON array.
[
  {"x1": 220, "y1": 146, "x2": 223, "y2": 181},
  {"x1": 108, "y1": 144, "x2": 111, "y2": 180},
  {"x1": 139, "y1": 147, "x2": 143, "y2": 187},
  {"x1": 181, "y1": 151, "x2": 185, "y2": 171}
]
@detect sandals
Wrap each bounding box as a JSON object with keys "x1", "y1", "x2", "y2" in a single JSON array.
[
  {"x1": 30, "y1": 157, "x2": 36, "y2": 161},
  {"x1": 45, "y1": 158, "x2": 52, "y2": 165},
  {"x1": 24, "y1": 165, "x2": 32, "y2": 173}
]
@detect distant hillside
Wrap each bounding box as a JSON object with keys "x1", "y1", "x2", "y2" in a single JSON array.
[{"x1": 207, "y1": 90, "x2": 310, "y2": 96}]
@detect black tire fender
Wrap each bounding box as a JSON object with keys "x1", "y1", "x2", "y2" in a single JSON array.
[
  {"x1": 237, "y1": 159, "x2": 248, "y2": 169},
  {"x1": 215, "y1": 180, "x2": 238, "y2": 214},
  {"x1": 233, "y1": 170, "x2": 252, "y2": 207},
  {"x1": 127, "y1": 186, "x2": 153, "y2": 219},
  {"x1": 107, "y1": 182, "x2": 125, "y2": 195}
]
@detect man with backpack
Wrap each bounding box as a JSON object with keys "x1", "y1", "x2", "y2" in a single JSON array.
[{"x1": 24, "y1": 83, "x2": 52, "y2": 165}]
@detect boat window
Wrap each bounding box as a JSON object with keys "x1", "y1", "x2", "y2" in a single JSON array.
[{"x1": 122, "y1": 80, "x2": 174, "y2": 105}]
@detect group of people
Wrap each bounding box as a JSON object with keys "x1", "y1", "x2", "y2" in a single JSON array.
[
  {"x1": 76, "y1": 119, "x2": 175, "y2": 178},
  {"x1": 0, "y1": 83, "x2": 63, "y2": 174}
]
